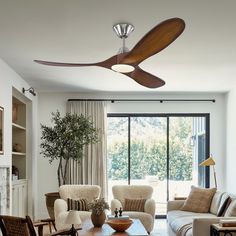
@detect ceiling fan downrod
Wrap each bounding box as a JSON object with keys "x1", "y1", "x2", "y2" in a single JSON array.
[
  {"x1": 112, "y1": 23, "x2": 135, "y2": 73},
  {"x1": 113, "y1": 23, "x2": 134, "y2": 53}
]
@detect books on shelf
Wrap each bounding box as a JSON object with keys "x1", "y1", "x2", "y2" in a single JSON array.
[
  {"x1": 107, "y1": 215, "x2": 129, "y2": 220},
  {"x1": 219, "y1": 219, "x2": 236, "y2": 227}
]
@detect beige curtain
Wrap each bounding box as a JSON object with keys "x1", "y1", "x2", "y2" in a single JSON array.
[{"x1": 67, "y1": 101, "x2": 107, "y2": 198}]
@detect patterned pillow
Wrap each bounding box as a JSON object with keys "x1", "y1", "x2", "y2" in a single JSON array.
[
  {"x1": 123, "y1": 198, "x2": 146, "y2": 212},
  {"x1": 224, "y1": 199, "x2": 236, "y2": 216},
  {"x1": 217, "y1": 197, "x2": 232, "y2": 216},
  {"x1": 181, "y1": 186, "x2": 216, "y2": 213},
  {"x1": 67, "y1": 198, "x2": 89, "y2": 211}
]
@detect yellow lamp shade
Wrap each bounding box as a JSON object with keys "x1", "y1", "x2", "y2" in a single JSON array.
[{"x1": 199, "y1": 157, "x2": 215, "y2": 166}]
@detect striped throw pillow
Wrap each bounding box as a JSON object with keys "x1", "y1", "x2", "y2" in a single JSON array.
[
  {"x1": 123, "y1": 198, "x2": 146, "y2": 212},
  {"x1": 67, "y1": 198, "x2": 89, "y2": 211}
]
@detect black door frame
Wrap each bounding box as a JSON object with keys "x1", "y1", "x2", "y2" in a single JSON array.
[{"x1": 107, "y1": 113, "x2": 210, "y2": 215}]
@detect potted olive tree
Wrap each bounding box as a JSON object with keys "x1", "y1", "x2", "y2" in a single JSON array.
[{"x1": 40, "y1": 111, "x2": 99, "y2": 219}]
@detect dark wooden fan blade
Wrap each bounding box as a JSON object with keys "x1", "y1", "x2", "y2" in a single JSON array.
[
  {"x1": 121, "y1": 18, "x2": 185, "y2": 65},
  {"x1": 126, "y1": 66, "x2": 165, "y2": 88},
  {"x1": 34, "y1": 55, "x2": 118, "y2": 69},
  {"x1": 34, "y1": 60, "x2": 99, "y2": 67}
]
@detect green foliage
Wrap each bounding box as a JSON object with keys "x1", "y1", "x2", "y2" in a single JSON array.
[
  {"x1": 40, "y1": 111, "x2": 99, "y2": 186},
  {"x1": 108, "y1": 117, "x2": 193, "y2": 181}
]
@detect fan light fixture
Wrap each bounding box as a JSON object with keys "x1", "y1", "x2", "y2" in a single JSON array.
[{"x1": 111, "y1": 64, "x2": 135, "y2": 73}]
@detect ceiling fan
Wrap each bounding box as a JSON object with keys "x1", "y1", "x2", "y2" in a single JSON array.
[{"x1": 34, "y1": 17, "x2": 185, "y2": 89}]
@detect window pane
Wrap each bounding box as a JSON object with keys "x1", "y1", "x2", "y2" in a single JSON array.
[
  {"x1": 130, "y1": 117, "x2": 167, "y2": 215},
  {"x1": 169, "y1": 117, "x2": 206, "y2": 199},
  {"x1": 107, "y1": 117, "x2": 128, "y2": 202}
]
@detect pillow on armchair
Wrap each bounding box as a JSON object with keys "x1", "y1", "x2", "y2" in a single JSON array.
[
  {"x1": 123, "y1": 198, "x2": 146, "y2": 212},
  {"x1": 67, "y1": 198, "x2": 89, "y2": 211},
  {"x1": 181, "y1": 186, "x2": 216, "y2": 213}
]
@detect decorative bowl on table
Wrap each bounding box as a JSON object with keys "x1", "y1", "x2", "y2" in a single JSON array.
[{"x1": 106, "y1": 219, "x2": 133, "y2": 232}]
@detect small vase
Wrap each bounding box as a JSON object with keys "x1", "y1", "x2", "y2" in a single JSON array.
[{"x1": 91, "y1": 211, "x2": 106, "y2": 227}]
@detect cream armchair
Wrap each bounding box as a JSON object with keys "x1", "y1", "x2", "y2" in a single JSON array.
[
  {"x1": 54, "y1": 184, "x2": 101, "y2": 230},
  {"x1": 111, "y1": 185, "x2": 155, "y2": 233}
]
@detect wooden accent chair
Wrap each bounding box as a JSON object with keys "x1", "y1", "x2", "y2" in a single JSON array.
[{"x1": 0, "y1": 215, "x2": 36, "y2": 236}]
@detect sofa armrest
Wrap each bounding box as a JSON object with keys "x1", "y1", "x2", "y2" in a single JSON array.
[
  {"x1": 144, "y1": 199, "x2": 155, "y2": 218},
  {"x1": 167, "y1": 200, "x2": 185, "y2": 212},
  {"x1": 111, "y1": 199, "x2": 122, "y2": 213},
  {"x1": 192, "y1": 217, "x2": 236, "y2": 236}
]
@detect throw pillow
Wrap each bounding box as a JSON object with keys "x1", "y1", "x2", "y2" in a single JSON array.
[
  {"x1": 224, "y1": 199, "x2": 236, "y2": 217},
  {"x1": 67, "y1": 198, "x2": 89, "y2": 211},
  {"x1": 217, "y1": 196, "x2": 232, "y2": 216},
  {"x1": 181, "y1": 186, "x2": 216, "y2": 213},
  {"x1": 123, "y1": 198, "x2": 146, "y2": 212}
]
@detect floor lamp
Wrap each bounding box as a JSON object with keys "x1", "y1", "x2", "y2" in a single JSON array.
[{"x1": 199, "y1": 155, "x2": 217, "y2": 189}]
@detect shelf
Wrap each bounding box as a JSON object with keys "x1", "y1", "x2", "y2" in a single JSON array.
[
  {"x1": 12, "y1": 152, "x2": 26, "y2": 156},
  {"x1": 12, "y1": 179, "x2": 27, "y2": 185},
  {"x1": 12, "y1": 123, "x2": 26, "y2": 130}
]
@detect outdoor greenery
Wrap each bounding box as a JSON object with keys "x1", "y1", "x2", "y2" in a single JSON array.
[
  {"x1": 107, "y1": 117, "x2": 193, "y2": 181},
  {"x1": 40, "y1": 111, "x2": 99, "y2": 186}
]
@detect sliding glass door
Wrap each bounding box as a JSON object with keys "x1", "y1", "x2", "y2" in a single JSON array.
[{"x1": 107, "y1": 114, "x2": 209, "y2": 215}]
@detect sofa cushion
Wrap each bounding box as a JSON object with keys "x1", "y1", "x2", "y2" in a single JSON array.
[
  {"x1": 67, "y1": 198, "x2": 89, "y2": 211},
  {"x1": 181, "y1": 186, "x2": 216, "y2": 213},
  {"x1": 168, "y1": 210, "x2": 216, "y2": 234},
  {"x1": 124, "y1": 198, "x2": 146, "y2": 212},
  {"x1": 210, "y1": 191, "x2": 224, "y2": 215},
  {"x1": 224, "y1": 199, "x2": 236, "y2": 216}
]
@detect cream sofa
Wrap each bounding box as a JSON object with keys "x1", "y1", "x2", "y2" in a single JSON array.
[
  {"x1": 111, "y1": 185, "x2": 155, "y2": 233},
  {"x1": 54, "y1": 184, "x2": 101, "y2": 230},
  {"x1": 167, "y1": 191, "x2": 236, "y2": 236}
]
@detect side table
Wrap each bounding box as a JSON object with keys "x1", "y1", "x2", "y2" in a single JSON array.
[{"x1": 210, "y1": 224, "x2": 236, "y2": 236}]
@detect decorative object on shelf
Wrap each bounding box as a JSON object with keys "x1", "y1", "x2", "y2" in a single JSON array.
[
  {"x1": 88, "y1": 198, "x2": 109, "y2": 227},
  {"x1": 12, "y1": 103, "x2": 18, "y2": 123},
  {"x1": 0, "y1": 106, "x2": 3, "y2": 155},
  {"x1": 199, "y1": 155, "x2": 217, "y2": 188},
  {"x1": 106, "y1": 219, "x2": 133, "y2": 232},
  {"x1": 22, "y1": 87, "x2": 36, "y2": 96},
  {"x1": 12, "y1": 166, "x2": 19, "y2": 180},
  {"x1": 64, "y1": 210, "x2": 82, "y2": 236},
  {"x1": 40, "y1": 111, "x2": 99, "y2": 187},
  {"x1": 13, "y1": 143, "x2": 22, "y2": 152}
]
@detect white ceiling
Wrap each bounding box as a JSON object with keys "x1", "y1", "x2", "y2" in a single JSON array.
[{"x1": 0, "y1": 0, "x2": 236, "y2": 93}]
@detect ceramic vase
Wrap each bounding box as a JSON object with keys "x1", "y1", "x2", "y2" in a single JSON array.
[{"x1": 91, "y1": 211, "x2": 106, "y2": 227}]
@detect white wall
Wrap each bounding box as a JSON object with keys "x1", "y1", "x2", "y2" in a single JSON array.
[
  {"x1": 226, "y1": 89, "x2": 236, "y2": 193},
  {"x1": 0, "y1": 58, "x2": 38, "y2": 217},
  {"x1": 37, "y1": 91, "x2": 226, "y2": 218}
]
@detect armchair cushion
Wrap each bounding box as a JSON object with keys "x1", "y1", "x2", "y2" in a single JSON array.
[
  {"x1": 124, "y1": 198, "x2": 146, "y2": 212},
  {"x1": 67, "y1": 198, "x2": 89, "y2": 211}
]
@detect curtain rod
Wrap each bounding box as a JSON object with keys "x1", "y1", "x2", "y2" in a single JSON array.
[{"x1": 68, "y1": 99, "x2": 216, "y2": 103}]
